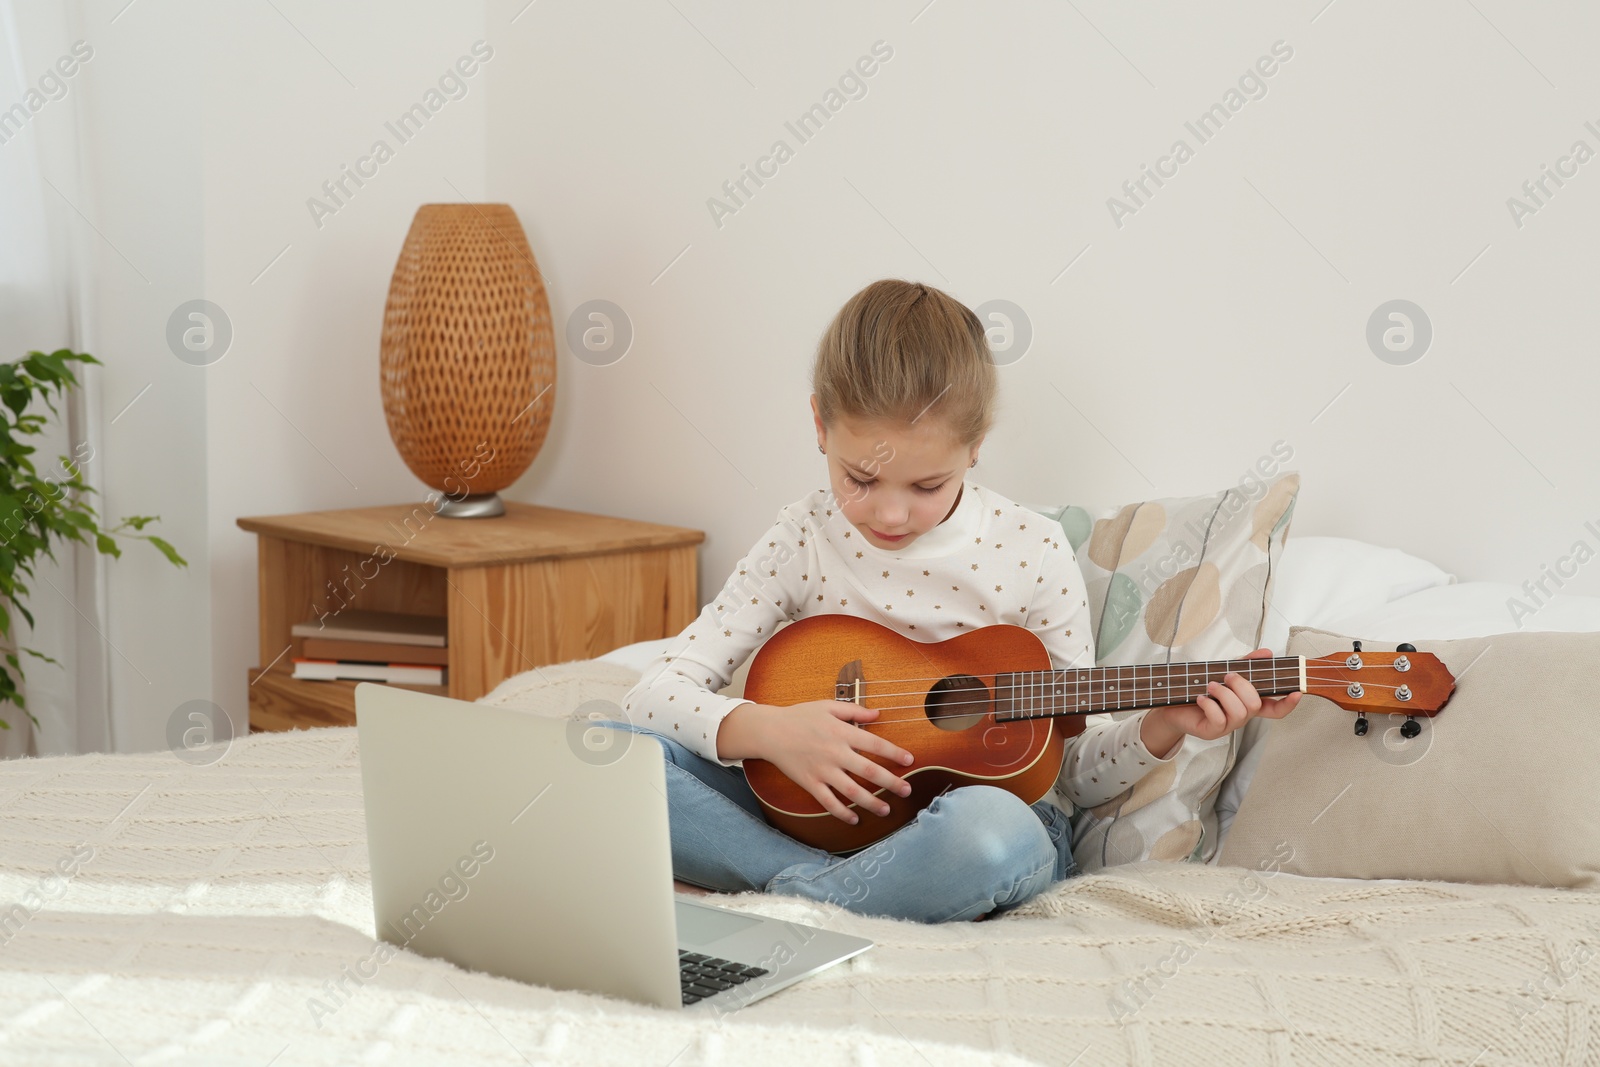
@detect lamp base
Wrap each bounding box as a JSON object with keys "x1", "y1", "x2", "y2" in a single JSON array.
[{"x1": 434, "y1": 492, "x2": 506, "y2": 519}]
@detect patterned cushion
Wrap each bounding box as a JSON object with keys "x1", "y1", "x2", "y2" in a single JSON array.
[{"x1": 1035, "y1": 471, "x2": 1300, "y2": 870}]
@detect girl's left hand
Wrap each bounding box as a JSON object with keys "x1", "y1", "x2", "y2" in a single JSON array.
[{"x1": 1148, "y1": 647, "x2": 1303, "y2": 748}]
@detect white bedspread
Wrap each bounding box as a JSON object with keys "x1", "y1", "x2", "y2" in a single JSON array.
[{"x1": 2, "y1": 661, "x2": 1596, "y2": 1066}]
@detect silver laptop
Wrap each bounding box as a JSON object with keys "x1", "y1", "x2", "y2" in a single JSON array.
[{"x1": 354, "y1": 682, "x2": 873, "y2": 1011}]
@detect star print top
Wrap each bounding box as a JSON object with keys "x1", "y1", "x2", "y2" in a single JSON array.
[{"x1": 620, "y1": 481, "x2": 1177, "y2": 810}]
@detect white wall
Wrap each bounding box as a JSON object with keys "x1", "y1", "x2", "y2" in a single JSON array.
[
  {"x1": 44, "y1": 0, "x2": 1600, "y2": 749},
  {"x1": 197, "y1": 3, "x2": 491, "y2": 746},
  {"x1": 49, "y1": 0, "x2": 208, "y2": 755},
  {"x1": 489, "y1": 0, "x2": 1600, "y2": 605},
  {"x1": 60, "y1": 0, "x2": 488, "y2": 749}
]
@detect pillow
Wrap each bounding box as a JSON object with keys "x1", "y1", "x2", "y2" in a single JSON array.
[
  {"x1": 605, "y1": 630, "x2": 783, "y2": 700},
  {"x1": 1214, "y1": 540, "x2": 1455, "y2": 849},
  {"x1": 597, "y1": 637, "x2": 675, "y2": 674},
  {"x1": 1036, "y1": 471, "x2": 1300, "y2": 870},
  {"x1": 1218, "y1": 625, "x2": 1600, "y2": 889},
  {"x1": 1210, "y1": 714, "x2": 1270, "y2": 855},
  {"x1": 1326, "y1": 581, "x2": 1600, "y2": 642},
  {"x1": 600, "y1": 636, "x2": 775, "y2": 699},
  {"x1": 1261, "y1": 536, "x2": 1456, "y2": 653}
]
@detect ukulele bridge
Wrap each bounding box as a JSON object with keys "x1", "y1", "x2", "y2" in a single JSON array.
[{"x1": 835, "y1": 659, "x2": 865, "y2": 705}]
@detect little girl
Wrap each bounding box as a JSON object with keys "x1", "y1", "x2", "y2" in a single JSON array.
[{"x1": 610, "y1": 279, "x2": 1299, "y2": 924}]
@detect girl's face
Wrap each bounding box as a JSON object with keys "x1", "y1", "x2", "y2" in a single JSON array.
[{"x1": 812, "y1": 400, "x2": 979, "y2": 551}]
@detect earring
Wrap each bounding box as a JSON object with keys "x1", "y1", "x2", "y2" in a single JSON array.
[
  {"x1": 969, "y1": 457, "x2": 977, "y2": 468},
  {"x1": 818, "y1": 445, "x2": 826, "y2": 455}
]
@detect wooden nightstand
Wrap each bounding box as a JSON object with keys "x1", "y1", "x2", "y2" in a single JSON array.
[{"x1": 237, "y1": 501, "x2": 704, "y2": 731}]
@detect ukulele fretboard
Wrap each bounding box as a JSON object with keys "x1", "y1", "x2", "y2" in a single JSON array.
[{"x1": 993, "y1": 657, "x2": 1305, "y2": 720}]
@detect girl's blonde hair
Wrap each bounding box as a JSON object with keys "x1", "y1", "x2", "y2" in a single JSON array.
[{"x1": 812, "y1": 279, "x2": 996, "y2": 446}]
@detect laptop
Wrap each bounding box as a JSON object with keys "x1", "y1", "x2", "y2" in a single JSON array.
[{"x1": 354, "y1": 682, "x2": 873, "y2": 1011}]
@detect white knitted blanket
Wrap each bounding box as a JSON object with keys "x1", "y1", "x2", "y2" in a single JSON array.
[{"x1": 1, "y1": 660, "x2": 1595, "y2": 1066}]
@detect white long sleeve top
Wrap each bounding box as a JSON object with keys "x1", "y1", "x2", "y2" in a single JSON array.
[{"x1": 620, "y1": 482, "x2": 1176, "y2": 811}]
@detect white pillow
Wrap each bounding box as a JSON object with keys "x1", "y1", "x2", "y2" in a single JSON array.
[
  {"x1": 1324, "y1": 581, "x2": 1600, "y2": 641},
  {"x1": 1261, "y1": 536, "x2": 1455, "y2": 654},
  {"x1": 597, "y1": 637, "x2": 674, "y2": 674}
]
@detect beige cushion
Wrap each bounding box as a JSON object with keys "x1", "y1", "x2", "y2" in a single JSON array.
[
  {"x1": 1219, "y1": 626, "x2": 1600, "y2": 889},
  {"x1": 1038, "y1": 472, "x2": 1301, "y2": 869}
]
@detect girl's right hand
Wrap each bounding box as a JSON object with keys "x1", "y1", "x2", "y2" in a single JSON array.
[{"x1": 736, "y1": 701, "x2": 916, "y2": 825}]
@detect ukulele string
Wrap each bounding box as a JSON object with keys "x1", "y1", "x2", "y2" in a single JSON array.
[
  {"x1": 833, "y1": 686, "x2": 1306, "y2": 725},
  {"x1": 842, "y1": 670, "x2": 1396, "y2": 705},
  {"x1": 846, "y1": 682, "x2": 1302, "y2": 706},
  {"x1": 843, "y1": 664, "x2": 1410, "y2": 694},
  {"x1": 808, "y1": 673, "x2": 1413, "y2": 727},
  {"x1": 837, "y1": 659, "x2": 1305, "y2": 690},
  {"x1": 832, "y1": 694, "x2": 1422, "y2": 727}
]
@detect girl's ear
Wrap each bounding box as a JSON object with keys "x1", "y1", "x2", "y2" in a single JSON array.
[{"x1": 810, "y1": 395, "x2": 827, "y2": 452}]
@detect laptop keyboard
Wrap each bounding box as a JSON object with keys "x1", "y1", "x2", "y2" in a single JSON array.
[{"x1": 679, "y1": 950, "x2": 769, "y2": 1005}]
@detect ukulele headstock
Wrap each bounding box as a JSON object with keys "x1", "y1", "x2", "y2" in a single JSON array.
[{"x1": 1304, "y1": 641, "x2": 1455, "y2": 735}]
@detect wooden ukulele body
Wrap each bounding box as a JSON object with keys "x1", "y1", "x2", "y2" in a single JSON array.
[{"x1": 741, "y1": 615, "x2": 1082, "y2": 853}]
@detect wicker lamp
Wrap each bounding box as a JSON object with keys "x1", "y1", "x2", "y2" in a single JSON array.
[{"x1": 379, "y1": 203, "x2": 555, "y2": 518}]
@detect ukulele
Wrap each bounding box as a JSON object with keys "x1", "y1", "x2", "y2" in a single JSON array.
[{"x1": 742, "y1": 615, "x2": 1455, "y2": 852}]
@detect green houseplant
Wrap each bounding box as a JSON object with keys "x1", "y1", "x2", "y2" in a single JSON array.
[{"x1": 0, "y1": 349, "x2": 187, "y2": 730}]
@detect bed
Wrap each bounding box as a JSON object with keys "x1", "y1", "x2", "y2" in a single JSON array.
[{"x1": 4, "y1": 537, "x2": 1599, "y2": 1066}]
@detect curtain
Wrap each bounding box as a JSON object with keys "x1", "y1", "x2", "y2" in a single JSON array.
[{"x1": 0, "y1": 0, "x2": 112, "y2": 757}]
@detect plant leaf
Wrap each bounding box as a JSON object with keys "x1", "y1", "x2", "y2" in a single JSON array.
[
  {"x1": 146, "y1": 536, "x2": 187, "y2": 567},
  {"x1": 0, "y1": 349, "x2": 185, "y2": 687}
]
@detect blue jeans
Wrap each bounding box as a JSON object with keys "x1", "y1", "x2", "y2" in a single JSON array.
[{"x1": 599, "y1": 720, "x2": 1078, "y2": 924}]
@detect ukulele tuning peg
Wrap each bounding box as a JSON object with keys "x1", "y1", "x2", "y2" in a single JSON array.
[
  {"x1": 1353, "y1": 713, "x2": 1369, "y2": 737},
  {"x1": 1396, "y1": 642, "x2": 1417, "y2": 653},
  {"x1": 1352, "y1": 640, "x2": 1362, "y2": 652},
  {"x1": 1400, "y1": 715, "x2": 1421, "y2": 739}
]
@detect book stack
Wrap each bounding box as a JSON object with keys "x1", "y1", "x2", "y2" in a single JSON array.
[{"x1": 289, "y1": 609, "x2": 447, "y2": 686}]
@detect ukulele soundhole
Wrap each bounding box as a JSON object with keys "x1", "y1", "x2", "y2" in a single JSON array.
[{"x1": 925, "y1": 674, "x2": 991, "y2": 731}]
